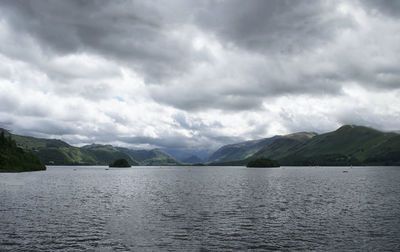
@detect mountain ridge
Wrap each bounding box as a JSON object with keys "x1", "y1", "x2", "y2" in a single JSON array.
[
  {"x1": 1, "y1": 125, "x2": 399, "y2": 166},
  {"x1": 209, "y1": 125, "x2": 400, "y2": 166},
  {"x1": 1, "y1": 130, "x2": 181, "y2": 166},
  {"x1": 208, "y1": 132, "x2": 317, "y2": 163}
]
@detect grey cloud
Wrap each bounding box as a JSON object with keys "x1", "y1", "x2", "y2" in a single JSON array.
[
  {"x1": 161, "y1": 89, "x2": 265, "y2": 112},
  {"x1": 172, "y1": 113, "x2": 192, "y2": 130},
  {"x1": 0, "y1": 0, "x2": 399, "y2": 151},
  {"x1": 120, "y1": 135, "x2": 194, "y2": 149},
  {"x1": 337, "y1": 107, "x2": 400, "y2": 132},
  {"x1": 150, "y1": 62, "x2": 344, "y2": 112},
  {"x1": 196, "y1": 0, "x2": 354, "y2": 54},
  {"x1": 11, "y1": 117, "x2": 79, "y2": 137},
  {"x1": 246, "y1": 122, "x2": 270, "y2": 139},
  {"x1": 119, "y1": 126, "x2": 244, "y2": 150},
  {"x1": 172, "y1": 113, "x2": 223, "y2": 131},
  {"x1": 0, "y1": 93, "x2": 19, "y2": 113},
  {"x1": 362, "y1": 0, "x2": 400, "y2": 18},
  {"x1": 0, "y1": 0, "x2": 206, "y2": 83}
]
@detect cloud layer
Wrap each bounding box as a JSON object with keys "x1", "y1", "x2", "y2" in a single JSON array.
[{"x1": 0, "y1": 0, "x2": 399, "y2": 150}]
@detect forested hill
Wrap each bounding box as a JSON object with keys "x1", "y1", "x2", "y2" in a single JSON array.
[{"x1": 0, "y1": 130, "x2": 46, "y2": 172}]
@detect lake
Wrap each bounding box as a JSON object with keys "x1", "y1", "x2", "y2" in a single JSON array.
[{"x1": 1, "y1": 166, "x2": 400, "y2": 251}]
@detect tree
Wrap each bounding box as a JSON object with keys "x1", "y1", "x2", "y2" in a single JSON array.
[{"x1": 0, "y1": 131, "x2": 5, "y2": 145}]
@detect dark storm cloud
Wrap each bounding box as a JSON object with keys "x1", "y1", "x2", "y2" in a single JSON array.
[
  {"x1": 160, "y1": 90, "x2": 265, "y2": 112},
  {"x1": 0, "y1": 0, "x2": 354, "y2": 87},
  {"x1": 196, "y1": 0, "x2": 353, "y2": 54},
  {"x1": 150, "y1": 62, "x2": 345, "y2": 112},
  {"x1": 0, "y1": 0, "x2": 206, "y2": 83},
  {"x1": 363, "y1": 0, "x2": 400, "y2": 18}
]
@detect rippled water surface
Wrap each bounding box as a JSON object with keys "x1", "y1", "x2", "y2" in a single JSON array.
[{"x1": 1, "y1": 166, "x2": 400, "y2": 251}]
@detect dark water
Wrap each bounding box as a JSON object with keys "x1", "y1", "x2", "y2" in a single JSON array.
[{"x1": 1, "y1": 166, "x2": 400, "y2": 251}]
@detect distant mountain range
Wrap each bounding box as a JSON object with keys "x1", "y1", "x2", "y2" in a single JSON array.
[
  {"x1": 1, "y1": 129, "x2": 182, "y2": 166},
  {"x1": 1, "y1": 125, "x2": 399, "y2": 167},
  {"x1": 115, "y1": 147, "x2": 181, "y2": 166},
  {"x1": 209, "y1": 125, "x2": 400, "y2": 166},
  {"x1": 160, "y1": 148, "x2": 212, "y2": 163}
]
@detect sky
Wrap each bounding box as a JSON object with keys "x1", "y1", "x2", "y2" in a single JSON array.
[{"x1": 0, "y1": 0, "x2": 400, "y2": 151}]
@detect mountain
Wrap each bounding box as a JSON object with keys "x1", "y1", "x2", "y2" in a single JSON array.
[
  {"x1": 9, "y1": 132, "x2": 96, "y2": 165},
  {"x1": 161, "y1": 148, "x2": 211, "y2": 162},
  {"x1": 208, "y1": 132, "x2": 316, "y2": 163},
  {"x1": 210, "y1": 125, "x2": 400, "y2": 166},
  {"x1": 117, "y1": 147, "x2": 182, "y2": 166},
  {"x1": 277, "y1": 125, "x2": 400, "y2": 166},
  {"x1": 4, "y1": 131, "x2": 138, "y2": 165},
  {"x1": 0, "y1": 130, "x2": 46, "y2": 172},
  {"x1": 207, "y1": 136, "x2": 281, "y2": 163},
  {"x1": 5, "y1": 130, "x2": 181, "y2": 166},
  {"x1": 81, "y1": 144, "x2": 138, "y2": 165},
  {"x1": 182, "y1": 155, "x2": 203, "y2": 164},
  {"x1": 252, "y1": 132, "x2": 317, "y2": 160},
  {"x1": 3, "y1": 124, "x2": 398, "y2": 167}
]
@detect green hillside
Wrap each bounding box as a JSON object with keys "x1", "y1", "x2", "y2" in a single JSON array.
[
  {"x1": 11, "y1": 134, "x2": 70, "y2": 150},
  {"x1": 207, "y1": 136, "x2": 281, "y2": 163},
  {"x1": 117, "y1": 147, "x2": 182, "y2": 166},
  {"x1": 209, "y1": 125, "x2": 400, "y2": 166},
  {"x1": 4, "y1": 132, "x2": 138, "y2": 165},
  {"x1": 0, "y1": 131, "x2": 46, "y2": 172},
  {"x1": 82, "y1": 144, "x2": 138, "y2": 165},
  {"x1": 278, "y1": 125, "x2": 400, "y2": 166},
  {"x1": 35, "y1": 146, "x2": 98, "y2": 165},
  {"x1": 209, "y1": 132, "x2": 316, "y2": 164},
  {"x1": 253, "y1": 132, "x2": 317, "y2": 160}
]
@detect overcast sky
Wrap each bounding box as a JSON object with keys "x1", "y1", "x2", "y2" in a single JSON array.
[{"x1": 0, "y1": 0, "x2": 399, "y2": 150}]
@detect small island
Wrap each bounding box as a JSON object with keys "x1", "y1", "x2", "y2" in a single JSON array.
[
  {"x1": 109, "y1": 158, "x2": 131, "y2": 168},
  {"x1": 0, "y1": 131, "x2": 46, "y2": 172},
  {"x1": 247, "y1": 158, "x2": 280, "y2": 168}
]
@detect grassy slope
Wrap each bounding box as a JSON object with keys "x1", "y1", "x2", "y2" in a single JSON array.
[
  {"x1": 208, "y1": 136, "x2": 281, "y2": 163},
  {"x1": 11, "y1": 134, "x2": 70, "y2": 150}
]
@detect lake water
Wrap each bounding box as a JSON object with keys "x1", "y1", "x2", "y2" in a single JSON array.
[{"x1": 1, "y1": 166, "x2": 400, "y2": 251}]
